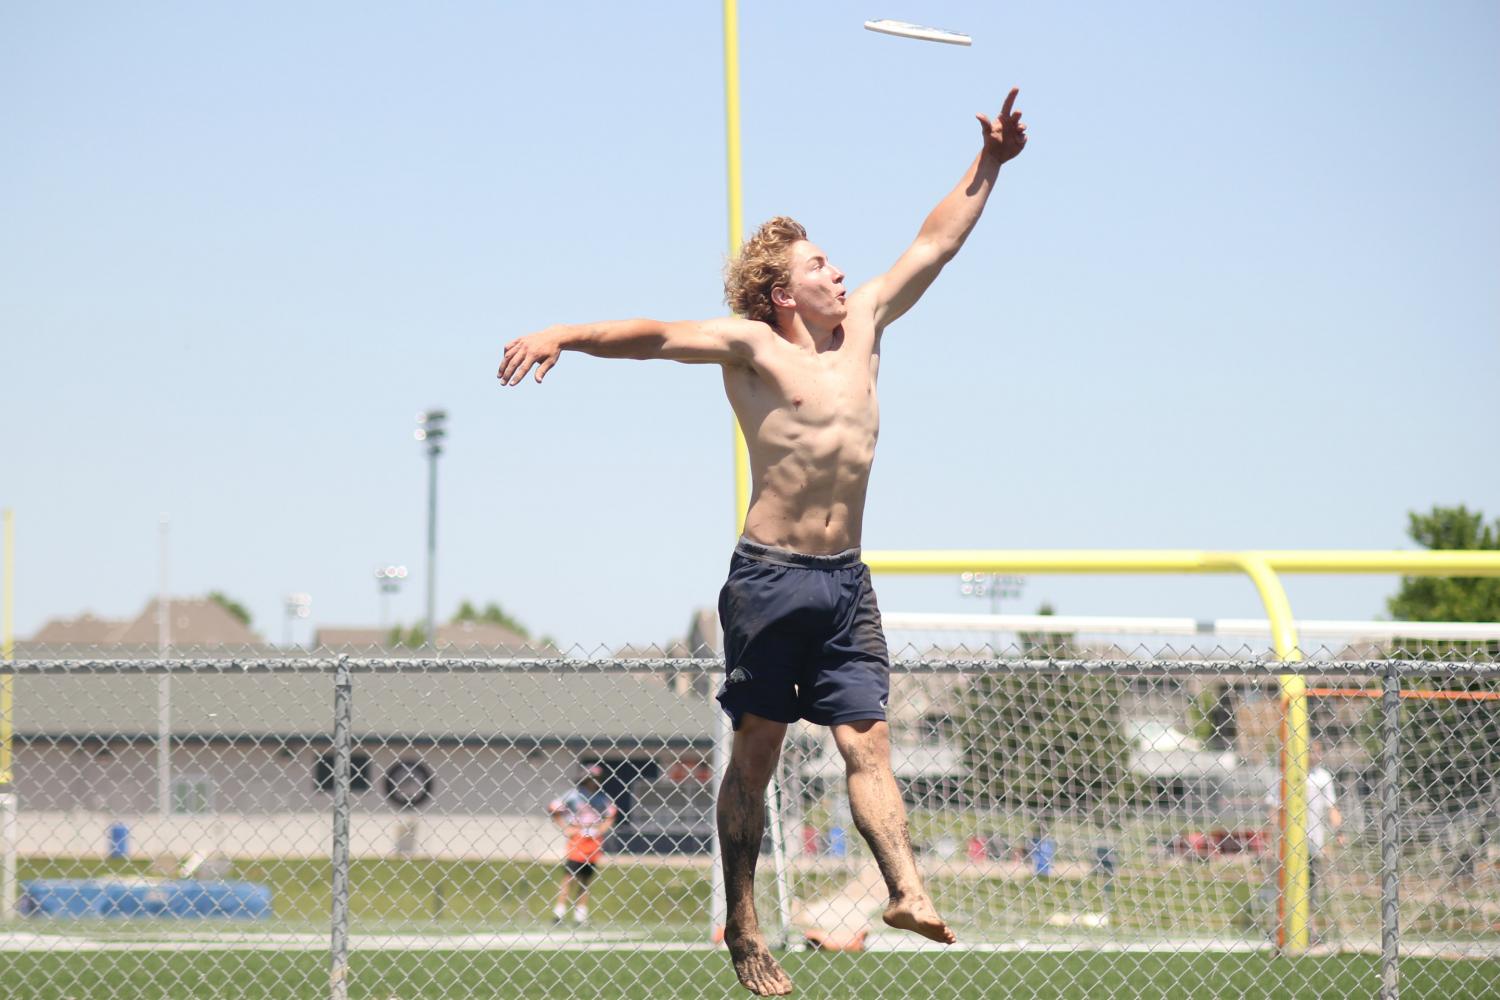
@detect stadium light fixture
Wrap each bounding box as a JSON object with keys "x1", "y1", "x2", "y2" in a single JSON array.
[
  {"x1": 375, "y1": 565, "x2": 407, "y2": 628},
  {"x1": 283, "y1": 592, "x2": 312, "y2": 648}
]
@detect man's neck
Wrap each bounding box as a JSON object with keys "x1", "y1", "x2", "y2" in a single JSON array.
[{"x1": 775, "y1": 312, "x2": 841, "y2": 352}]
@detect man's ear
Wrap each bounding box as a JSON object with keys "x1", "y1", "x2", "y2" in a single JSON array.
[{"x1": 771, "y1": 286, "x2": 793, "y2": 308}]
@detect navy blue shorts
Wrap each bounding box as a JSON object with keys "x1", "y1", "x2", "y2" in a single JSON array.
[{"x1": 716, "y1": 538, "x2": 891, "y2": 730}]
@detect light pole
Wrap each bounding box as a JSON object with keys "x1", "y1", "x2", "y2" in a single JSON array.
[
  {"x1": 158, "y1": 514, "x2": 172, "y2": 817},
  {"x1": 283, "y1": 593, "x2": 311, "y2": 648},
  {"x1": 374, "y1": 565, "x2": 407, "y2": 628},
  {"x1": 414, "y1": 410, "x2": 446, "y2": 645}
]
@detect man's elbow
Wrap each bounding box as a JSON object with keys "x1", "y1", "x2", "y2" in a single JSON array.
[{"x1": 916, "y1": 236, "x2": 960, "y2": 267}]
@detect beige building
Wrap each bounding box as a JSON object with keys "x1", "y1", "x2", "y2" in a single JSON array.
[{"x1": 11, "y1": 600, "x2": 717, "y2": 860}]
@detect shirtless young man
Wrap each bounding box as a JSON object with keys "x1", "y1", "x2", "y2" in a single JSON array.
[{"x1": 500, "y1": 89, "x2": 1027, "y2": 996}]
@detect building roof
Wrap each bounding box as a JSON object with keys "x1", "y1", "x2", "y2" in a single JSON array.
[
  {"x1": 12, "y1": 670, "x2": 713, "y2": 744},
  {"x1": 30, "y1": 598, "x2": 263, "y2": 647},
  {"x1": 30, "y1": 612, "x2": 121, "y2": 645},
  {"x1": 313, "y1": 619, "x2": 552, "y2": 654}
]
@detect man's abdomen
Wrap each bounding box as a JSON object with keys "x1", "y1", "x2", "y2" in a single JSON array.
[{"x1": 744, "y1": 440, "x2": 875, "y2": 554}]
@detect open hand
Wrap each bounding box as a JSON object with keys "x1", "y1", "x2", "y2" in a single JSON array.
[
  {"x1": 976, "y1": 88, "x2": 1027, "y2": 164},
  {"x1": 499, "y1": 327, "x2": 563, "y2": 385}
]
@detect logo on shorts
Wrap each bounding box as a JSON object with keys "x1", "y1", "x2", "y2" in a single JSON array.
[
  {"x1": 878, "y1": 698, "x2": 888, "y2": 710},
  {"x1": 727, "y1": 667, "x2": 750, "y2": 685}
]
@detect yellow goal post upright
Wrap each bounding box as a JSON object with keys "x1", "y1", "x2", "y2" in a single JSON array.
[
  {"x1": 2, "y1": 508, "x2": 12, "y2": 787},
  {"x1": 2, "y1": 508, "x2": 15, "y2": 922}
]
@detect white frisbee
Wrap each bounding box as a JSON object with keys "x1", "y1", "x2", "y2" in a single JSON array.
[{"x1": 864, "y1": 18, "x2": 971, "y2": 46}]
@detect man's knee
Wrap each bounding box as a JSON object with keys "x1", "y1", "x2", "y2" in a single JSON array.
[
  {"x1": 832, "y1": 719, "x2": 891, "y2": 772},
  {"x1": 726, "y1": 713, "x2": 788, "y2": 784}
]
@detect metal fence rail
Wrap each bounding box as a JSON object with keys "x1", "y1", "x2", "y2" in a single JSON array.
[{"x1": 2, "y1": 645, "x2": 1497, "y2": 999}]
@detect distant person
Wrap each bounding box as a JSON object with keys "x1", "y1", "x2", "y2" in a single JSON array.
[
  {"x1": 547, "y1": 764, "x2": 618, "y2": 925},
  {"x1": 502, "y1": 89, "x2": 1027, "y2": 995},
  {"x1": 1266, "y1": 741, "x2": 1344, "y2": 937}
]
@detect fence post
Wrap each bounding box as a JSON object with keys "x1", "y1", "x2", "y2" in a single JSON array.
[
  {"x1": 709, "y1": 668, "x2": 729, "y2": 940},
  {"x1": 1378, "y1": 660, "x2": 1401, "y2": 1000},
  {"x1": 0, "y1": 791, "x2": 15, "y2": 921},
  {"x1": 330, "y1": 656, "x2": 353, "y2": 1000},
  {"x1": 768, "y1": 760, "x2": 792, "y2": 949}
]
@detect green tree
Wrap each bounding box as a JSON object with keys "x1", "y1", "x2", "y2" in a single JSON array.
[
  {"x1": 1388, "y1": 506, "x2": 1500, "y2": 626},
  {"x1": 452, "y1": 599, "x2": 532, "y2": 639},
  {"x1": 958, "y1": 605, "x2": 1138, "y2": 817},
  {"x1": 386, "y1": 600, "x2": 537, "y2": 649},
  {"x1": 387, "y1": 624, "x2": 427, "y2": 648},
  {"x1": 1382, "y1": 505, "x2": 1500, "y2": 816},
  {"x1": 207, "y1": 591, "x2": 252, "y2": 627}
]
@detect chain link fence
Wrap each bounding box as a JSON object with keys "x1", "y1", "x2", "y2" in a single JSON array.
[{"x1": 1, "y1": 636, "x2": 1497, "y2": 999}]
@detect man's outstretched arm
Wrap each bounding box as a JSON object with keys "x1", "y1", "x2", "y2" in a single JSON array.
[
  {"x1": 865, "y1": 88, "x2": 1028, "y2": 330},
  {"x1": 498, "y1": 316, "x2": 766, "y2": 385}
]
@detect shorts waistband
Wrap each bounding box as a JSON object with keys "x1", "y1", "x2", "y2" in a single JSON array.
[{"x1": 734, "y1": 537, "x2": 864, "y2": 570}]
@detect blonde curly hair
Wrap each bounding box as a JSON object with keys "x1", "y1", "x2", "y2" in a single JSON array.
[{"x1": 723, "y1": 216, "x2": 808, "y2": 326}]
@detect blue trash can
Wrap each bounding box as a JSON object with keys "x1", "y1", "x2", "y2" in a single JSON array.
[
  {"x1": 1028, "y1": 836, "x2": 1056, "y2": 877},
  {"x1": 107, "y1": 823, "x2": 130, "y2": 860},
  {"x1": 827, "y1": 826, "x2": 848, "y2": 858}
]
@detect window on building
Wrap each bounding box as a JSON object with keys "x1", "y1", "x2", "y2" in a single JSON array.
[
  {"x1": 171, "y1": 774, "x2": 215, "y2": 815},
  {"x1": 315, "y1": 751, "x2": 373, "y2": 792}
]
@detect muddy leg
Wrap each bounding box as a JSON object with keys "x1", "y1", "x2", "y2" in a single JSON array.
[
  {"x1": 833, "y1": 719, "x2": 956, "y2": 945},
  {"x1": 719, "y1": 713, "x2": 795, "y2": 995}
]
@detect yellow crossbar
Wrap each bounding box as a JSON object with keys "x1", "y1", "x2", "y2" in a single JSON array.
[{"x1": 862, "y1": 549, "x2": 1500, "y2": 576}]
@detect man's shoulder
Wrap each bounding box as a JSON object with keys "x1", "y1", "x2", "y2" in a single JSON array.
[
  {"x1": 699, "y1": 316, "x2": 776, "y2": 371},
  {"x1": 705, "y1": 315, "x2": 775, "y2": 342}
]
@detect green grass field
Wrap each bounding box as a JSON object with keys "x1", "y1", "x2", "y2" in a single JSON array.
[
  {"x1": 10, "y1": 857, "x2": 1498, "y2": 997},
  {"x1": 18, "y1": 854, "x2": 1500, "y2": 945},
  {"x1": 3, "y1": 949, "x2": 1497, "y2": 999},
  {"x1": 16, "y1": 856, "x2": 1263, "y2": 941}
]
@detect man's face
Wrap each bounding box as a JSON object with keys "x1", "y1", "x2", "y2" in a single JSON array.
[{"x1": 780, "y1": 240, "x2": 847, "y2": 326}]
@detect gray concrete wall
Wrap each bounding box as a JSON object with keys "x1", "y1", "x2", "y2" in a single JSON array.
[{"x1": 15, "y1": 742, "x2": 594, "y2": 815}]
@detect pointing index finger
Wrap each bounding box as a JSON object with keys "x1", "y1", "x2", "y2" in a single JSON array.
[{"x1": 1000, "y1": 87, "x2": 1019, "y2": 119}]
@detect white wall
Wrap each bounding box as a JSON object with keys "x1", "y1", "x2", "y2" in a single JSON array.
[{"x1": 12, "y1": 811, "x2": 564, "y2": 861}]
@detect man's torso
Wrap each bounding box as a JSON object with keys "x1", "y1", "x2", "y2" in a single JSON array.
[
  {"x1": 722, "y1": 299, "x2": 880, "y2": 555},
  {"x1": 551, "y1": 789, "x2": 615, "y2": 862}
]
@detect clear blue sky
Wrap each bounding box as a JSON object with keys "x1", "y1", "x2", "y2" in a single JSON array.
[{"x1": 4, "y1": 2, "x2": 1497, "y2": 648}]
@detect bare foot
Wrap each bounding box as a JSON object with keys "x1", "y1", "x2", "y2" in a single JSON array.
[
  {"x1": 725, "y1": 928, "x2": 794, "y2": 996},
  {"x1": 883, "y1": 896, "x2": 957, "y2": 945}
]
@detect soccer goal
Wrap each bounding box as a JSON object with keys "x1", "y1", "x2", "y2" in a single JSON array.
[{"x1": 735, "y1": 612, "x2": 1500, "y2": 959}]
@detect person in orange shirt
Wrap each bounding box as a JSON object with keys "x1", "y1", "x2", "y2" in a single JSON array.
[{"x1": 547, "y1": 764, "x2": 618, "y2": 925}]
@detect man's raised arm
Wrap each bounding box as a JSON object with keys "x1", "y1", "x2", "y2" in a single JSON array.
[
  {"x1": 498, "y1": 316, "x2": 765, "y2": 386},
  {"x1": 867, "y1": 88, "x2": 1028, "y2": 330}
]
